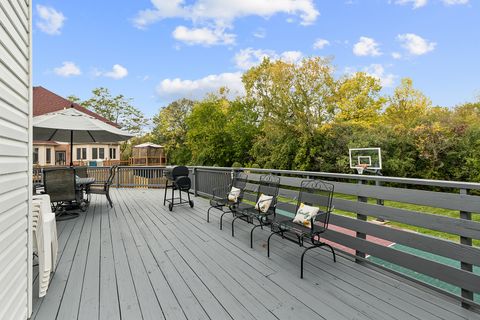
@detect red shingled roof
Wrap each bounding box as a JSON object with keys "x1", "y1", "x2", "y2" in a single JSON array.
[{"x1": 33, "y1": 86, "x2": 119, "y2": 127}]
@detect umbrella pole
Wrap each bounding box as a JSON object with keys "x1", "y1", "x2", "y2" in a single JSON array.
[{"x1": 70, "y1": 130, "x2": 74, "y2": 167}]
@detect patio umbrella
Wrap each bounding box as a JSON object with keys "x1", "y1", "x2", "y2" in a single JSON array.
[{"x1": 33, "y1": 107, "x2": 134, "y2": 166}]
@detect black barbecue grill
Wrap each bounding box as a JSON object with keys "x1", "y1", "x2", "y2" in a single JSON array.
[{"x1": 163, "y1": 166, "x2": 194, "y2": 211}]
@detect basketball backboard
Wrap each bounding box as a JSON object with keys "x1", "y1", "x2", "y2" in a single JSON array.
[{"x1": 349, "y1": 148, "x2": 382, "y2": 173}]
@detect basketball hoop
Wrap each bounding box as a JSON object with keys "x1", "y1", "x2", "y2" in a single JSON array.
[{"x1": 355, "y1": 163, "x2": 369, "y2": 175}]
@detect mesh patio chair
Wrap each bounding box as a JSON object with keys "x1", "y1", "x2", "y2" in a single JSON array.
[
  {"x1": 267, "y1": 179, "x2": 335, "y2": 278},
  {"x1": 74, "y1": 166, "x2": 88, "y2": 178},
  {"x1": 231, "y1": 174, "x2": 281, "y2": 248},
  {"x1": 88, "y1": 165, "x2": 117, "y2": 207},
  {"x1": 43, "y1": 168, "x2": 79, "y2": 219},
  {"x1": 207, "y1": 172, "x2": 248, "y2": 228}
]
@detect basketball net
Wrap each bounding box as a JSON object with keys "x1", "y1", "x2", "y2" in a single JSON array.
[{"x1": 356, "y1": 163, "x2": 369, "y2": 175}]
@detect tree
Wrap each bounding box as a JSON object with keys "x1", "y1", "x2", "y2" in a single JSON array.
[
  {"x1": 243, "y1": 57, "x2": 337, "y2": 170},
  {"x1": 334, "y1": 72, "x2": 386, "y2": 125},
  {"x1": 384, "y1": 78, "x2": 431, "y2": 129},
  {"x1": 185, "y1": 96, "x2": 230, "y2": 166},
  {"x1": 152, "y1": 98, "x2": 194, "y2": 165},
  {"x1": 81, "y1": 87, "x2": 148, "y2": 135}
]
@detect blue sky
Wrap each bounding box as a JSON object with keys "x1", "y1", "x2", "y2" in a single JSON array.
[{"x1": 33, "y1": 0, "x2": 479, "y2": 117}]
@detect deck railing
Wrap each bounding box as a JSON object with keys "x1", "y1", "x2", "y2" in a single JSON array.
[
  {"x1": 32, "y1": 164, "x2": 480, "y2": 308},
  {"x1": 190, "y1": 166, "x2": 480, "y2": 309}
]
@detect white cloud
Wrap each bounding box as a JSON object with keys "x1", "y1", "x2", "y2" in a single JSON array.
[
  {"x1": 53, "y1": 61, "x2": 81, "y2": 77},
  {"x1": 394, "y1": 0, "x2": 428, "y2": 9},
  {"x1": 95, "y1": 64, "x2": 129, "y2": 80},
  {"x1": 172, "y1": 26, "x2": 235, "y2": 46},
  {"x1": 234, "y1": 48, "x2": 303, "y2": 70},
  {"x1": 313, "y1": 39, "x2": 330, "y2": 50},
  {"x1": 391, "y1": 52, "x2": 402, "y2": 59},
  {"x1": 280, "y1": 51, "x2": 303, "y2": 63},
  {"x1": 442, "y1": 0, "x2": 469, "y2": 5},
  {"x1": 397, "y1": 33, "x2": 436, "y2": 55},
  {"x1": 353, "y1": 37, "x2": 382, "y2": 57},
  {"x1": 394, "y1": 0, "x2": 468, "y2": 8},
  {"x1": 156, "y1": 72, "x2": 244, "y2": 100},
  {"x1": 36, "y1": 5, "x2": 66, "y2": 35},
  {"x1": 133, "y1": 0, "x2": 319, "y2": 29},
  {"x1": 363, "y1": 64, "x2": 396, "y2": 87}
]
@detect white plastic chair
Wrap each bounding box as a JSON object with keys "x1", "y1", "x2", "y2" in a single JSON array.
[
  {"x1": 33, "y1": 194, "x2": 58, "y2": 270},
  {"x1": 32, "y1": 195, "x2": 58, "y2": 297}
]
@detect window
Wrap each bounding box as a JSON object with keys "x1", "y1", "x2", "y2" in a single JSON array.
[
  {"x1": 77, "y1": 147, "x2": 87, "y2": 160},
  {"x1": 109, "y1": 147, "x2": 117, "y2": 159},
  {"x1": 33, "y1": 148, "x2": 39, "y2": 164},
  {"x1": 99, "y1": 148, "x2": 105, "y2": 159},
  {"x1": 92, "y1": 148, "x2": 98, "y2": 160},
  {"x1": 46, "y1": 148, "x2": 51, "y2": 164}
]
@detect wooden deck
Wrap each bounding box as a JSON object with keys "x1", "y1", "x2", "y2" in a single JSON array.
[{"x1": 31, "y1": 189, "x2": 480, "y2": 320}]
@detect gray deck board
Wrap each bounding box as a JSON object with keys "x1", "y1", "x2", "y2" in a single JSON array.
[{"x1": 31, "y1": 189, "x2": 480, "y2": 320}]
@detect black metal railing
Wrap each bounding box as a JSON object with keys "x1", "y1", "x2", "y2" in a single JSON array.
[{"x1": 189, "y1": 166, "x2": 480, "y2": 309}]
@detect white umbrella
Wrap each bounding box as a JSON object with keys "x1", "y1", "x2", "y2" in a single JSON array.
[{"x1": 33, "y1": 108, "x2": 134, "y2": 166}]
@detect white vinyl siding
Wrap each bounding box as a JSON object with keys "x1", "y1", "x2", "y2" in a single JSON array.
[{"x1": 0, "y1": 0, "x2": 32, "y2": 320}]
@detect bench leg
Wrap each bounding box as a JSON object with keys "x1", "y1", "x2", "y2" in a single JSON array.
[
  {"x1": 301, "y1": 246, "x2": 319, "y2": 279},
  {"x1": 219, "y1": 210, "x2": 231, "y2": 230},
  {"x1": 250, "y1": 224, "x2": 263, "y2": 249},
  {"x1": 207, "y1": 206, "x2": 213, "y2": 223},
  {"x1": 267, "y1": 230, "x2": 283, "y2": 258},
  {"x1": 319, "y1": 243, "x2": 336, "y2": 262},
  {"x1": 231, "y1": 216, "x2": 242, "y2": 237}
]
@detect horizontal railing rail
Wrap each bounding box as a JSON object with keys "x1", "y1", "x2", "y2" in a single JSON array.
[{"x1": 190, "y1": 166, "x2": 480, "y2": 309}]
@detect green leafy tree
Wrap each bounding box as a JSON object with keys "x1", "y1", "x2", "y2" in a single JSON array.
[
  {"x1": 152, "y1": 98, "x2": 194, "y2": 165},
  {"x1": 334, "y1": 72, "x2": 386, "y2": 125},
  {"x1": 81, "y1": 87, "x2": 148, "y2": 135},
  {"x1": 243, "y1": 57, "x2": 336, "y2": 170},
  {"x1": 185, "y1": 96, "x2": 230, "y2": 166}
]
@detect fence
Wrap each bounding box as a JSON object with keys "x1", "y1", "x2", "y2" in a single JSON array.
[
  {"x1": 31, "y1": 164, "x2": 480, "y2": 308},
  {"x1": 34, "y1": 165, "x2": 167, "y2": 189},
  {"x1": 189, "y1": 166, "x2": 480, "y2": 309}
]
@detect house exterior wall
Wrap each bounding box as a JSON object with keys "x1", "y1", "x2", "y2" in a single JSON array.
[
  {"x1": 33, "y1": 143, "x2": 121, "y2": 166},
  {"x1": 0, "y1": 0, "x2": 33, "y2": 319}
]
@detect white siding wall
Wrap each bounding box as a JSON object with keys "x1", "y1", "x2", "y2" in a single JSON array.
[{"x1": 0, "y1": 0, "x2": 32, "y2": 319}]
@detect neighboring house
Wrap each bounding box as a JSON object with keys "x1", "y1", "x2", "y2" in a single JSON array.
[{"x1": 33, "y1": 86, "x2": 121, "y2": 166}]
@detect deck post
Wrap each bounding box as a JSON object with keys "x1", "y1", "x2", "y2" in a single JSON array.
[
  {"x1": 375, "y1": 179, "x2": 385, "y2": 222},
  {"x1": 356, "y1": 178, "x2": 368, "y2": 262},
  {"x1": 459, "y1": 188, "x2": 473, "y2": 309},
  {"x1": 193, "y1": 167, "x2": 198, "y2": 196}
]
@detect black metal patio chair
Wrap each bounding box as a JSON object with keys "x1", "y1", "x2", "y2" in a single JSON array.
[
  {"x1": 43, "y1": 167, "x2": 81, "y2": 219},
  {"x1": 267, "y1": 179, "x2": 335, "y2": 278},
  {"x1": 231, "y1": 174, "x2": 281, "y2": 248},
  {"x1": 88, "y1": 165, "x2": 117, "y2": 208},
  {"x1": 207, "y1": 172, "x2": 248, "y2": 228}
]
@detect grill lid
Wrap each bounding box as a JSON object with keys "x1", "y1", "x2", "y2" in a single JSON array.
[{"x1": 165, "y1": 166, "x2": 189, "y2": 180}]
